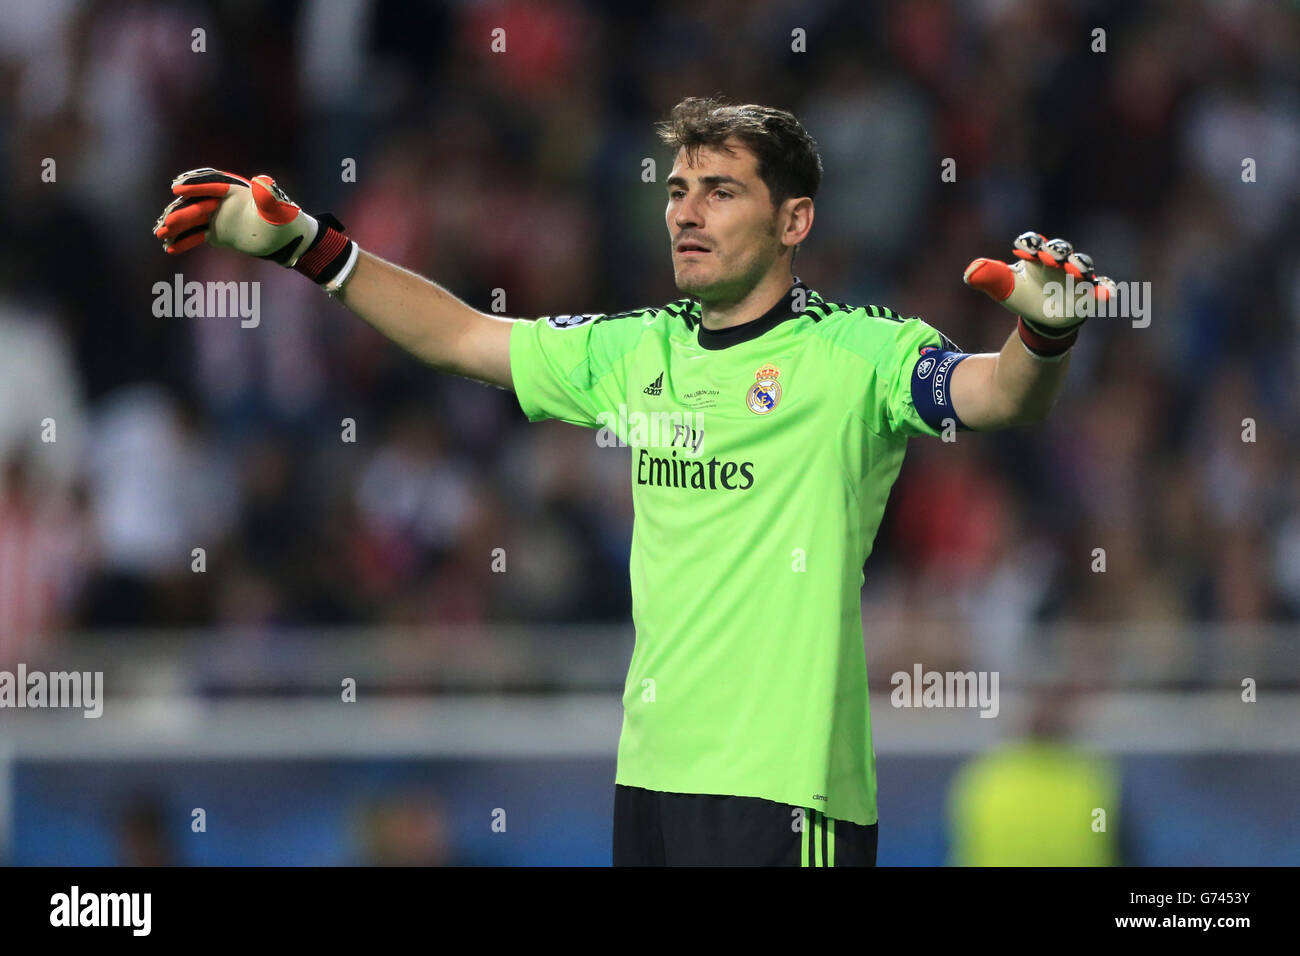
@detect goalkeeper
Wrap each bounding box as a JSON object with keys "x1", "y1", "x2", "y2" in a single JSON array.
[{"x1": 153, "y1": 96, "x2": 1115, "y2": 867}]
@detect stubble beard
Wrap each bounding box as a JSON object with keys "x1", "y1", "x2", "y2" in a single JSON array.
[{"x1": 675, "y1": 215, "x2": 782, "y2": 303}]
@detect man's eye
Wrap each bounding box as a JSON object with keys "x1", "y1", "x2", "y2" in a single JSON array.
[{"x1": 715, "y1": 190, "x2": 731, "y2": 199}]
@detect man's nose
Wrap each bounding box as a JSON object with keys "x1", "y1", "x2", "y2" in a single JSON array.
[{"x1": 674, "y1": 194, "x2": 703, "y2": 228}]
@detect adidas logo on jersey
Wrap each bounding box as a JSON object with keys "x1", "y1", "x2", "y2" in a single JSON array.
[{"x1": 643, "y1": 372, "x2": 664, "y2": 396}]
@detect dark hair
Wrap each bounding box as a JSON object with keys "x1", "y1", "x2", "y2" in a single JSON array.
[{"x1": 655, "y1": 96, "x2": 823, "y2": 209}]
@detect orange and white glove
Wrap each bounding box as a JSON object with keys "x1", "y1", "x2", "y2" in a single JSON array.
[
  {"x1": 963, "y1": 232, "x2": 1117, "y2": 359},
  {"x1": 152, "y1": 168, "x2": 359, "y2": 292}
]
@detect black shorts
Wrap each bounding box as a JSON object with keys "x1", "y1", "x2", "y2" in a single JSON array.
[{"x1": 612, "y1": 784, "x2": 878, "y2": 866}]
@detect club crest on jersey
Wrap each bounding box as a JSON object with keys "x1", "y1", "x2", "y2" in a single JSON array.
[{"x1": 746, "y1": 364, "x2": 782, "y2": 415}]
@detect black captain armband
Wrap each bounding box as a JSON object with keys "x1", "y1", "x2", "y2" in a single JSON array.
[{"x1": 910, "y1": 345, "x2": 973, "y2": 432}]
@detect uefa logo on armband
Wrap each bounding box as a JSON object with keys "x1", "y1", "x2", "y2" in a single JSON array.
[
  {"x1": 546, "y1": 313, "x2": 598, "y2": 329},
  {"x1": 746, "y1": 364, "x2": 782, "y2": 415}
]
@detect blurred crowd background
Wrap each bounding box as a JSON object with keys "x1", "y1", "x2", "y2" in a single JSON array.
[{"x1": 0, "y1": 0, "x2": 1298, "y2": 865}]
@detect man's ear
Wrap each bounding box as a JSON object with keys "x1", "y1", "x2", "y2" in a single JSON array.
[{"x1": 783, "y1": 196, "x2": 813, "y2": 250}]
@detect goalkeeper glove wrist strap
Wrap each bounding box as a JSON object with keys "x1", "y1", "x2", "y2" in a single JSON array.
[
  {"x1": 1017, "y1": 315, "x2": 1080, "y2": 358},
  {"x1": 291, "y1": 212, "x2": 359, "y2": 291}
]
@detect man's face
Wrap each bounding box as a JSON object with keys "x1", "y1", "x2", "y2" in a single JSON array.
[{"x1": 665, "y1": 138, "x2": 786, "y2": 300}]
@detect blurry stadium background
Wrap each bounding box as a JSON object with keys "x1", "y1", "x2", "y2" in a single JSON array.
[{"x1": 1, "y1": 0, "x2": 1298, "y2": 865}]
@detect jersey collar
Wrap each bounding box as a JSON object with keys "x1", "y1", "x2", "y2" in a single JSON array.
[{"x1": 691, "y1": 276, "x2": 812, "y2": 351}]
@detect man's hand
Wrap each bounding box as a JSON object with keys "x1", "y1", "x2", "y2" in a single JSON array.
[
  {"x1": 963, "y1": 231, "x2": 1116, "y2": 358},
  {"x1": 152, "y1": 168, "x2": 358, "y2": 289},
  {"x1": 151, "y1": 167, "x2": 512, "y2": 387},
  {"x1": 948, "y1": 231, "x2": 1113, "y2": 429}
]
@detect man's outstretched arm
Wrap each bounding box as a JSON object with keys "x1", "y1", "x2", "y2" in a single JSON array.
[
  {"x1": 153, "y1": 168, "x2": 516, "y2": 390},
  {"x1": 339, "y1": 250, "x2": 514, "y2": 389},
  {"x1": 947, "y1": 328, "x2": 1071, "y2": 429}
]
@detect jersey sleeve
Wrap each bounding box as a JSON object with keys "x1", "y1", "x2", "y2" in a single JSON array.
[
  {"x1": 877, "y1": 316, "x2": 971, "y2": 438},
  {"x1": 509, "y1": 311, "x2": 639, "y2": 429}
]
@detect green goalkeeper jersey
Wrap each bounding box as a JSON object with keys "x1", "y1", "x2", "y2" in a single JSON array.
[{"x1": 509, "y1": 276, "x2": 966, "y2": 826}]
